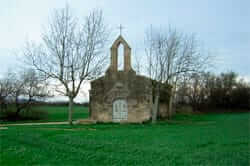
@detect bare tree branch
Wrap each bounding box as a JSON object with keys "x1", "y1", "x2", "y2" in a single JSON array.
[
  {"x1": 144, "y1": 26, "x2": 213, "y2": 122},
  {"x1": 23, "y1": 5, "x2": 110, "y2": 124}
]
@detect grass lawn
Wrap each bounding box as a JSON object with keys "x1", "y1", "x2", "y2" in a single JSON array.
[
  {"x1": 0, "y1": 112, "x2": 249, "y2": 165},
  {"x1": 0, "y1": 105, "x2": 89, "y2": 124},
  {"x1": 34, "y1": 105, "x2": 89, "y2": 122}
]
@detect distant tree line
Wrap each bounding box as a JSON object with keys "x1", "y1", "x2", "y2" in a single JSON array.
[
  {"x1": 0, "y1": 69, "x2": 49, "y2": 121},
  {"x1": 176, "y1": 71, "x2": 250, "y2": 112}
]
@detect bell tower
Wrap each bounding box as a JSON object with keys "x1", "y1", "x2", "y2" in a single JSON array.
[{"x1": 107, "y1": 35, "x2": 134, "y2": 73}]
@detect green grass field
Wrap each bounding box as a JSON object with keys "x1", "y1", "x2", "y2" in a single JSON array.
[
  {"x1": 0, "y1": 105, "x2": 89, "y2": 124},
  {"x1": 0, "y1": 109, "x2": 249, "y2": 166},
  {"x1": 34, "y1": 105, "x2": 89, "y2": 122}
]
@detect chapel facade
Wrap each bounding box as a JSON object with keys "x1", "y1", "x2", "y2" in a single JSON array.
[{"x1": 89, "y1": 35, "x2": 153, "y2": 123}]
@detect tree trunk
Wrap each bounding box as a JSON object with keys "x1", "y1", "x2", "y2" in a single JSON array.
[
  {"x1": 15, "y1": 107, "x2": 22, "y2": 118},
  {"x1": 0, "y1": 100, "x2": 4, "y2": 112},
  {"x1": 89, "y1": 96, "x2": 92, "y2": 119},
  {"x1": 168, "y1": 88, "x2": 174, "y2": 119},
  {"x1": 152, "y1": 95, "x2": 159, "y2": 124},
  {"x1": 68, "y1": 97, "x2": 74, "y2": 125}
]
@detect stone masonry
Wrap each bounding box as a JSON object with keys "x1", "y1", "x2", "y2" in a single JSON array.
[{"x1": 89, "y1": 35, "x2": 153, "y2": 123}]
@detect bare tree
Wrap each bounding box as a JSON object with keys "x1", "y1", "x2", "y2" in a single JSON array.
[
  {"x1": 8, "y1": 69, "x2": 49, "y2": 118},
  {"x1": 0, "y1": 71, "x2": 15, "y2": 112},
  {"x1": 177, "y1": 72, "x2": 211, "y2": 111},
  {"x1": 23, "y1": 5, "x2": 109, "y2": 124},
  {"x1": 145, "y1": 26, "x2": 211, "y2": 122},
  {"x1": 132, "y1": 48, "x2": 144, "y2": 75}
]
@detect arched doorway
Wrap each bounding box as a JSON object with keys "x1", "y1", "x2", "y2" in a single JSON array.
[{"x1": 112, "y1": 99, "x2": 128, "y2": 122}]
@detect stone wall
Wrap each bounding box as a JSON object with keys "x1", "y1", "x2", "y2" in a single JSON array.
[{"x1": 90, "y1": 71, "x2": 153, "y2": 123}]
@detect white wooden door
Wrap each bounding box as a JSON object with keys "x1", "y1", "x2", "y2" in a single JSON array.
[{"x1": 112, "y1": 99, "x2": 128, "y2": 122}]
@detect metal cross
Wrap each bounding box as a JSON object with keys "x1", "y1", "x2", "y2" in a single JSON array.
[{"x1": 118, "y1": 24, "x2": 124, "y2": 35}]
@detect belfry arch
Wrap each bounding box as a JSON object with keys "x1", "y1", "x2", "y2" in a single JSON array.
[
  {"x1": 117, "y1": 43, "x2": 124, "y2": 71},
  {"x1": 108, "y1": 35, "x2": 133, "y2": 72}
]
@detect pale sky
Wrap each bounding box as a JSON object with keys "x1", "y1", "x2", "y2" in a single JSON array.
[{"x1": 0, "y1": 0, "x2": 250, "y2": 101}]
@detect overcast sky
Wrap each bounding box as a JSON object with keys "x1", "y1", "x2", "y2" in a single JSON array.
[{"x1": 0, "y1": 0, "x2": 250, "y2": 101}]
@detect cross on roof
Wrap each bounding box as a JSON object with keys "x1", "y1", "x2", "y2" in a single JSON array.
[{"x1": 118, "y1": 24, "x2": 125, "y2": 35}]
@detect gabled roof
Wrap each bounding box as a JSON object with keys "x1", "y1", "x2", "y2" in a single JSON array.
[{"x1": 111, "y1": 35, "x2": 131, "y2": 49}]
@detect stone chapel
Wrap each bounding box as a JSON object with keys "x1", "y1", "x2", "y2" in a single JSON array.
[{"x1": 89, "y1": 35, "x2": 153, "y2": 123}]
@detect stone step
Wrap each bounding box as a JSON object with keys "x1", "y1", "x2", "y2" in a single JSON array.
[{"x1": 74, "y1": 119, "x2": 97, "y2": 125}]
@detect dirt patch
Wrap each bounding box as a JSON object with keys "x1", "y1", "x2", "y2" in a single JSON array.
[
  {"x1": 1, "y1": 121, "x2": 68, "y2": 126},
  {"x1": 0, "y1": 127, "x2": 8, "y2": 130}
]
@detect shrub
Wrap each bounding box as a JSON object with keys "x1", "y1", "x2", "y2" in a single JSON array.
[
  {"x1": 231, "y1": 86, "x2": 250, "y2": 109},
  {"x1": 0, "y1": 107, "x2": 48, "y2": 121},
  {"x1": 20, "y1": 108, "x2": 48, "y2": 120}
]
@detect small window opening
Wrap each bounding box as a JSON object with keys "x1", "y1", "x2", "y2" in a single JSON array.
[{"x1": 118, "y1": 44, "x2": 124, "y2": 71}]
